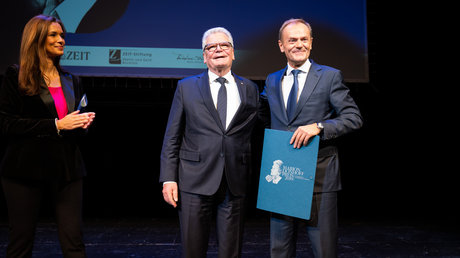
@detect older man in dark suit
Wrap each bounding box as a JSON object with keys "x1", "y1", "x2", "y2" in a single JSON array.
[
  {"x1": 260, "y1": 19, "x2": 363, "y2": 258},
  {"x1": 159, "y1": 27, "x2": 259, "y2": 258}
]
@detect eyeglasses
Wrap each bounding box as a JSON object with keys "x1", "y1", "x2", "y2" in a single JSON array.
[{"x1": 203, "y1": 42, "x2": 233, "y2": 52}]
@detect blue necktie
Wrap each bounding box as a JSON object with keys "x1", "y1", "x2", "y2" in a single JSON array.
[
  {"x1": 216, "y1": 77, "x2": 227, "y2": 128},
  {"x1": 287, "y1": 70, "x2": 300, "y2": 121}
]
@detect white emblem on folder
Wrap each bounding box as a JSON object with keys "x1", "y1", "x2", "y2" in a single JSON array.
[{"x1": 266, "y1": 160, "x2": 283, "y2": 184}]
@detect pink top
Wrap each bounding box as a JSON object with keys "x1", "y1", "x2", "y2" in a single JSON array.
[{"x1": 48, "y1": 87, "x2": 68, "y2": 119}]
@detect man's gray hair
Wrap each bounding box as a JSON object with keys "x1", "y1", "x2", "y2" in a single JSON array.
[{"x1": 202, "y1": 27, "x2": 234, "y2": 50}]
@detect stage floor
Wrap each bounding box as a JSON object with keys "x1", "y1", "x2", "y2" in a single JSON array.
[{"x1": 0, "y1": 216, "x2": 459, "y2": 257}]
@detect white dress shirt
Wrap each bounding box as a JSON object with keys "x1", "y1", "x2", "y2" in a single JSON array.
[
  {"x1": 208, "y1": 70, "x2": 241, "y2": 130},
  {"x1": 281, "y1": 60, "x2": 311, "y2": 109}
]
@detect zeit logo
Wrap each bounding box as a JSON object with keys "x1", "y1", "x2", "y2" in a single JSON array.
[{"x1": 62, "y1": 51, "x2": 90, "y2": 60}]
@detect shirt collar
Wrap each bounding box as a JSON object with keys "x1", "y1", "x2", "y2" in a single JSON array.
[
  {"x1": 208, "y1": 70, "x2": 232, "y2": 83},
  {"x1": 286, "y1": 59, "x2": 311, "y2": 76}
]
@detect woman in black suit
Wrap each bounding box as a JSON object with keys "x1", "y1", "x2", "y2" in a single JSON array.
[{"x1": 0, "y1": 14, "x2": 95, "y2": 257}]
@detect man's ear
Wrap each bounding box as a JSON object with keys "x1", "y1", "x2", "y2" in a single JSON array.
[{"x1": 278, "y1": 40, "x2": 285, "y2": 53}]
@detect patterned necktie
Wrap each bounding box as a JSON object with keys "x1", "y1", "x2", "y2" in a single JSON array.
[
  {"x1": 216, "y1": 77, "x2": 227, "y2": 128},
  {"x1": 287, "y1": 69, "x2": 300, "y2": 121}
]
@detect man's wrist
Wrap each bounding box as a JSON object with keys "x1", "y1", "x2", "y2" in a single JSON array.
[{"x1": 316, "y1": 122, "x2": 324, "y2": 130}]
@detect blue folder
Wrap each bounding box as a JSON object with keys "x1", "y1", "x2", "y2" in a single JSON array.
[{"x1": 256, "y1": 129, "x2": 319, "y2": 220}]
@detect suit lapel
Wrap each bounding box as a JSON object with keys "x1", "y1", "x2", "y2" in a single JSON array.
[
  {"x1": 293, "y1": 61, "x2": 322, "y2": 120},
  {"x1": 196, "y1": 72, "x2": 226, "y2": 132},
  {"x1": 39, "y1": 72, "x2": 76, "y2": 118},
  {"x1": 60, "y1": 73, "x2": 75, "y2": 112},
  {"x1": 226, "y1": 74, "x2": 246, "y2": 132},
  {"x1": 277, "y1": 68, "x2": 289, "y2": 123},
  {"x1": 39, "y1": 79, "x2": 58, "y2": 118},
  {"x1": 269, "y1": 67, "x2": 289, "y2": 124}
]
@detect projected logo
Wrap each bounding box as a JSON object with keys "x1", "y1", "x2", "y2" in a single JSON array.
[
  {"x1": 61, "y1": 46, "x2": 206, "y2": 69},
  {"x1": 109, "y1": 49, "x2": 121, "y2": 64}
]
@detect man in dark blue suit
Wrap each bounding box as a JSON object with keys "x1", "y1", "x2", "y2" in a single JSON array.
[
  {"x1": 159, "y1": 27, "x2": 259, "y2": 258},
  {"x1": 260, "y1": 19, "x2": 363, "y2": 258}
]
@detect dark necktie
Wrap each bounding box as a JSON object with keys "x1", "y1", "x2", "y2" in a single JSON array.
[
  {"x1": 216, "y1": 77, "x2": 227, "y2": 128},
  {"x1": 287, "y1": 69, "x2": 300, "y2": 121}
]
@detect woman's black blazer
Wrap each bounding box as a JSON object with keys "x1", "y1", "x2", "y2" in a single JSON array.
[{"x1": 0, "y1": 65, "x2": 87, "y2": 181}]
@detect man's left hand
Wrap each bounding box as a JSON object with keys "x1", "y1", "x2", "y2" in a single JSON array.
[{"x1": 290, "y1": 123, "x2": 320, "y2": 149}]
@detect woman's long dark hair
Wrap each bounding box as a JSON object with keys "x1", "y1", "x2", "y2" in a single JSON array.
[{"x1": 18, "y1": 14, "x2": 66, "y2": 96}]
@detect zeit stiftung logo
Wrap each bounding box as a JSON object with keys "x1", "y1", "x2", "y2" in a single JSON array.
[{"x1": 109, "y1": 49, "x2": 121, "y2": 64}]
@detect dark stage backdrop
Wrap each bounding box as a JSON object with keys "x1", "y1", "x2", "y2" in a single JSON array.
[{"x1": 0, "y1": 0, "x2": 368, "y2": 81}]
